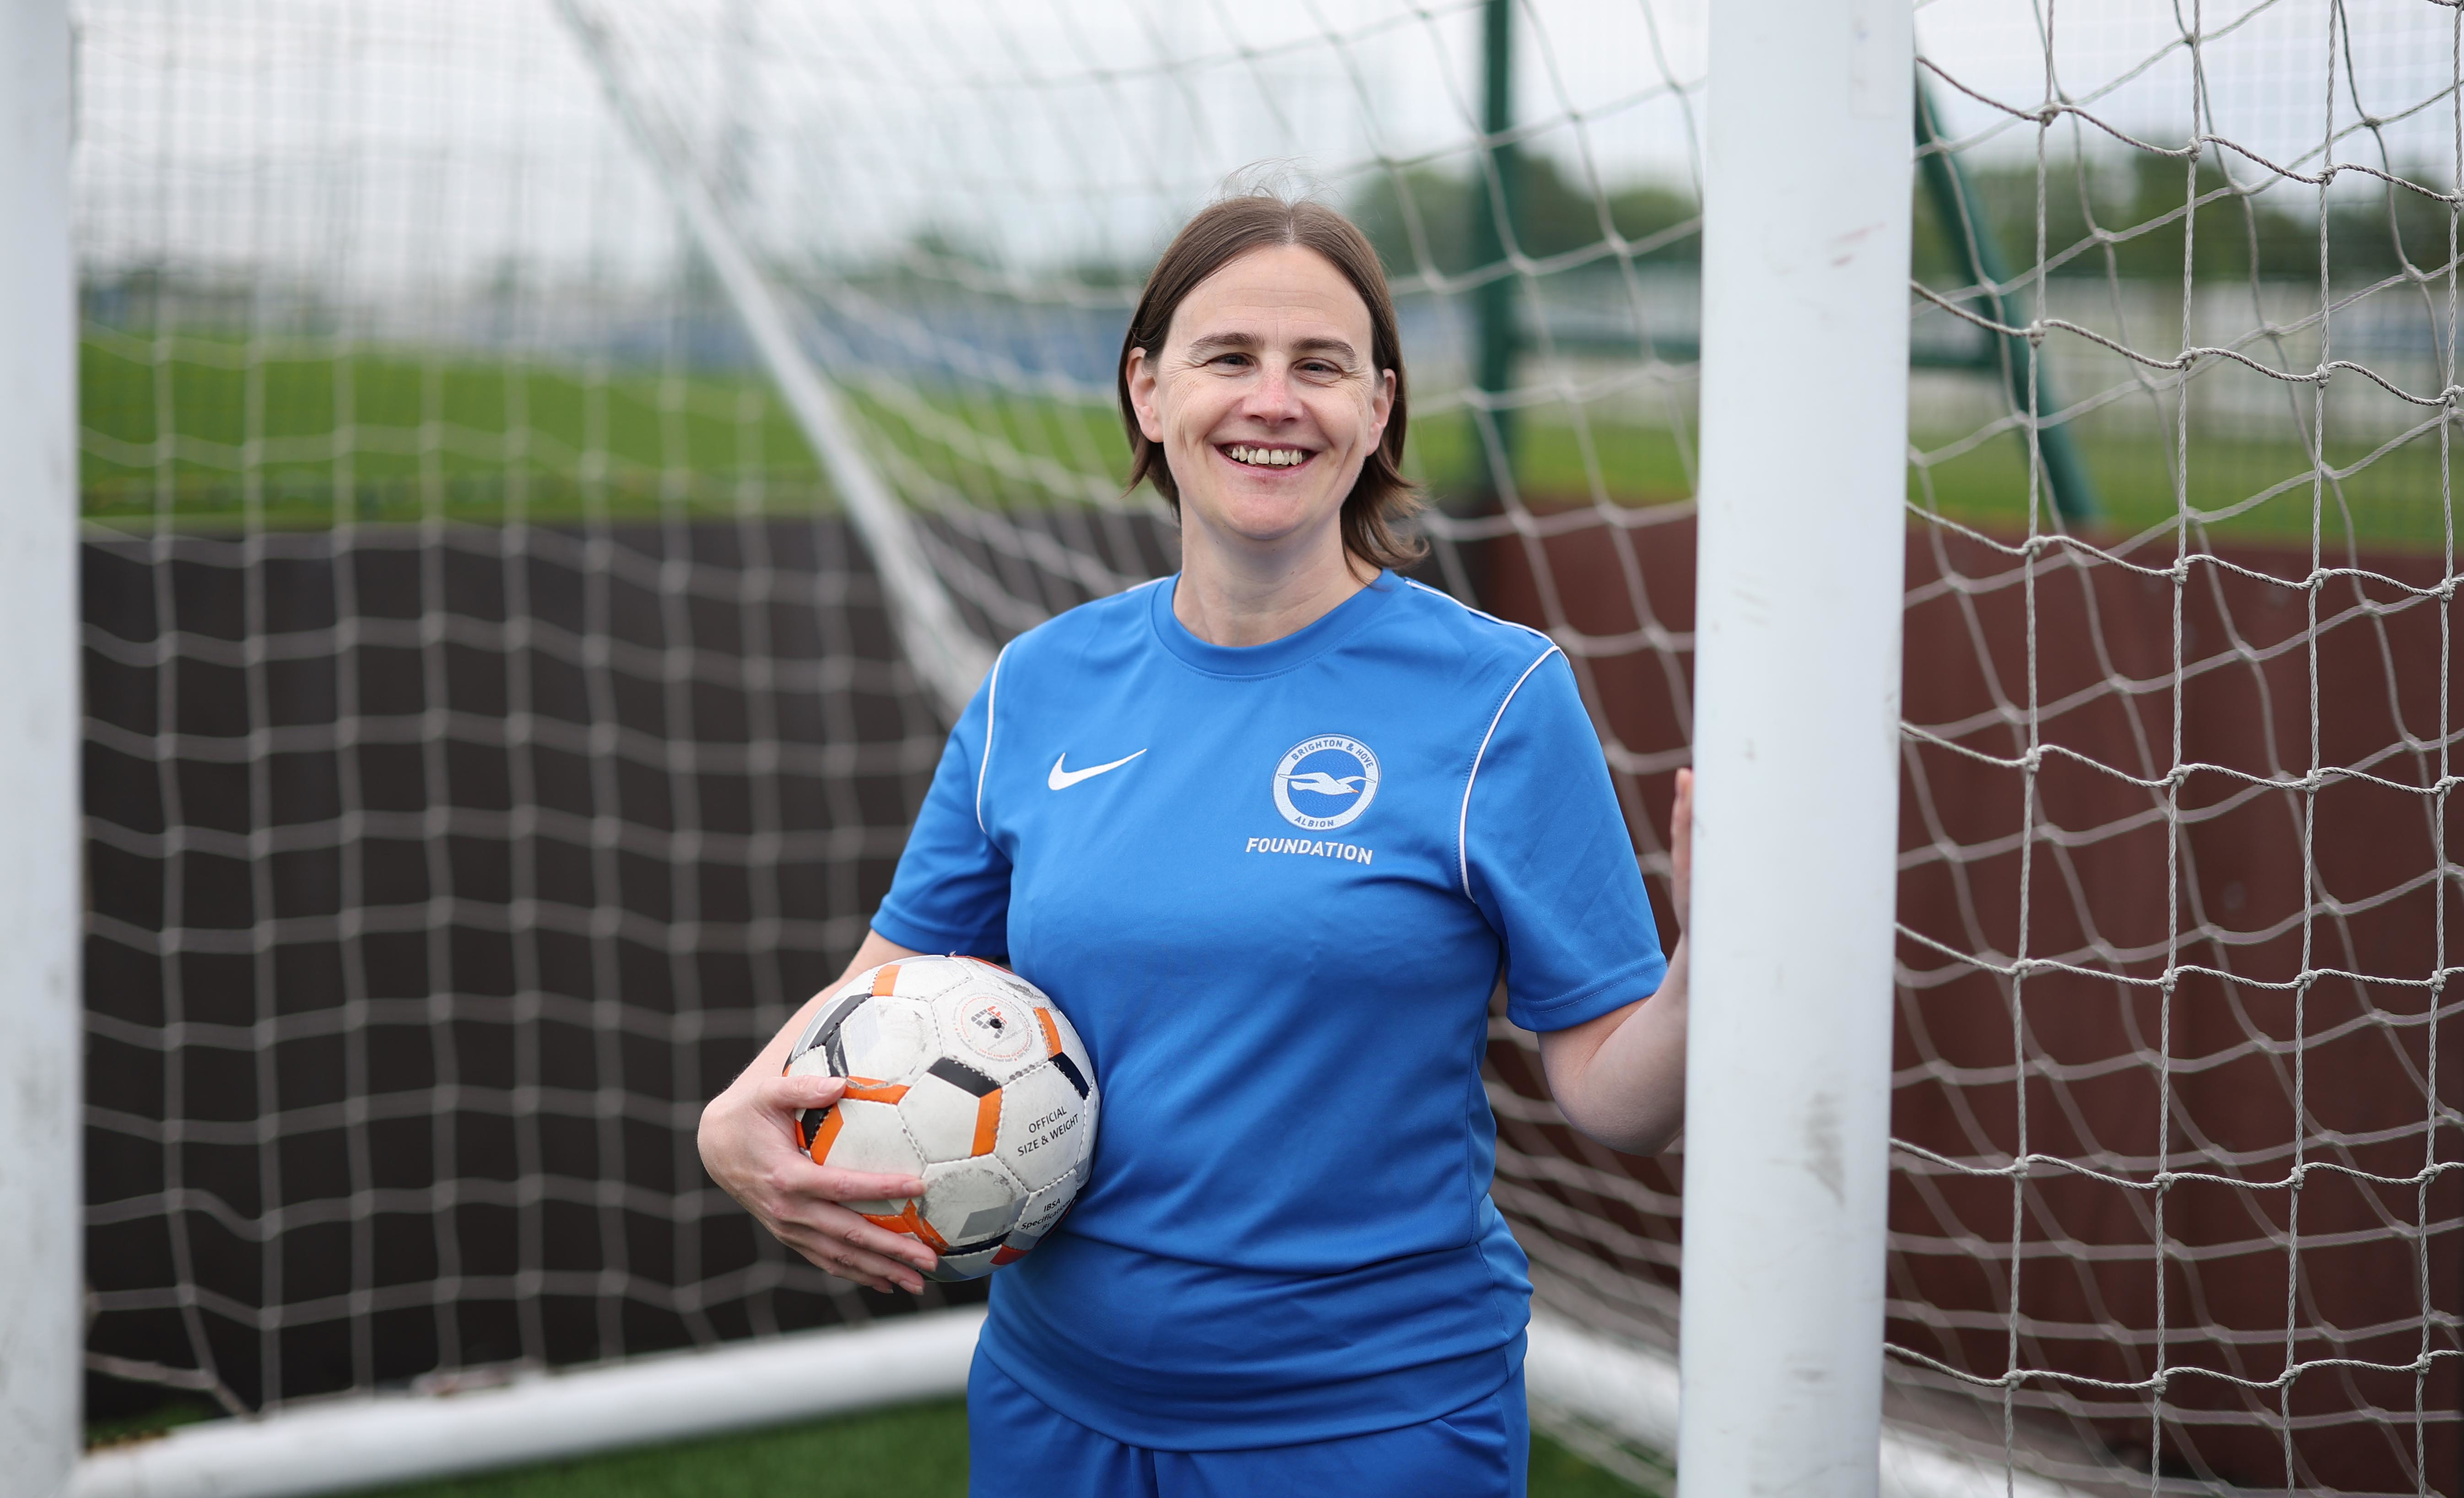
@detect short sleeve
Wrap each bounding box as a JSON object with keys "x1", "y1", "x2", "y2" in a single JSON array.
[
  {"x1": 1465, "y1": 650, "x2": 1666, "y2": 1031},
  {"x1": 870, "y1": 665, "x2": 1013, "y2": 955}
]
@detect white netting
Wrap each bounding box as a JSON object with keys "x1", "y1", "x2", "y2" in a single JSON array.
[
  {"x1": 71, "y1": 0, "x2": 1703, "y2": 1418},
  {"x1": 1881, "y1": 4, "x2": 2463, "y2": 1492},
  {"x1": 72, "y1": 1, "x2": 2462, "y2": 1492},
  {"x1": 74, "y1": 0, "x2": 962, "y2": 1411},
  {"x1": 1488, "y1": 5, "x2": 2464, "y2": 1493}
]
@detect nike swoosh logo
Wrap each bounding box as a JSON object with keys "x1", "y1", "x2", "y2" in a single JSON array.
[{"x1": 1048, "y1": 749, "x2": 1146, "y2": 790}]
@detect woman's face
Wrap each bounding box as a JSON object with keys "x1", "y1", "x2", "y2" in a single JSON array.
[{"x1": 1126, "y1": 244, "x2": 1395, "y2": 562}]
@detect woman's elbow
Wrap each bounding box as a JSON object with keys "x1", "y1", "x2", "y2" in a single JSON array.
[{"x1": 1552, "y1": 1075, "x2": 1684, "y2": 1158}]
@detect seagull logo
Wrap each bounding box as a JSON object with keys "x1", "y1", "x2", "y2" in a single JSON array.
[
  {"x1": 1282, "y1": 771, "x2": 1366, "y2": 798},
  {"x1": 1272, "y1": 735, "x2": 1382, "y2": 831}
]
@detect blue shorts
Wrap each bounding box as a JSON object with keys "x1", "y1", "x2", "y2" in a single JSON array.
[{"x1": 965, "y1": 1344, "x2": 1529, "y2": 1498}]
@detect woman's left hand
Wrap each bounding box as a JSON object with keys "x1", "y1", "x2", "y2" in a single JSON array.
[{"x1": 1668, "y1": 766, "x2": 1694, "y2": 927}]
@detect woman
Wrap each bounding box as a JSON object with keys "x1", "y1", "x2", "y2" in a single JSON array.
[{"x1": 699, "y1": 192, "x2": 1691, "y2": 1497}]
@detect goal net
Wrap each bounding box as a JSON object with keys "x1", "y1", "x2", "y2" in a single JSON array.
[
  {"x1": 69, "y1": 0, "x2": 2461, "y2": 1493},
  {"x1": 1890, "y1": 7, "x2": 2462, "y2": 1492}
]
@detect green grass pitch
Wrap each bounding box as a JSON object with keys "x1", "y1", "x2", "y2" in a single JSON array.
[{"x1": 80, "y1": 333, "x2": 2455, "y2": 552}]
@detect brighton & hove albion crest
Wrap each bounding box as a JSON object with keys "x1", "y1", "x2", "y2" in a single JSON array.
[{"x1": 1273, "y1": 735, "x2": 1381, "y2": 831}]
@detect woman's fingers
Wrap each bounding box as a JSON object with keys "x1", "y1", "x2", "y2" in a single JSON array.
[
  {"x1": 778, "y1": 1224, "x2": 927, "y2": 1294},
  {"x1": 715, "y1": 1070, "x2": 940, "y2": 1287},
  {"x1": 771, "y1": 1202, "x2": 938, "y2": 1291},
  {"x1": 832, "y1": 1210, "x2": 938, "y2": 1276},
  {"x1": 753, "y1": 1075, "x2": 927, "y2": 1208},
  {"x1": 751, "y1": 1158, "x2": 932, "y2": 1264},
  {"x1": 1670, "y1": 767, "x2": 1695, "y2": 925},
  {"x1": 811, "y1": 1164, "x2": 930, "y2": 1204},
  {"x1": 755, "y1": 1071, "x2": 846, "y2": 1116},
  {"x1": 761, "y1": 1169, "x2": 935, "y2": 1272},
  {"x1": 701, "y1": 1074, "x2": 841, "y2": 1190}
]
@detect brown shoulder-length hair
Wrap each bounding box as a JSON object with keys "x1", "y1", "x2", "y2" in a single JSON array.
[{"x1": 1118, "y1": 193, "x2": 1425, "y2": 572}]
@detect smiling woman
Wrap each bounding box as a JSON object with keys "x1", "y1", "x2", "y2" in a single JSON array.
[
  {"x1": 696, "y1": 189, "x2": 1691, "y2": 1498},
  {"x1": 1117, "y1": 196, "x2": 1418, "y2": 649}
]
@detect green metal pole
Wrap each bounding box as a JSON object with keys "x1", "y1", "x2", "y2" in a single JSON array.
[
  {"x1": 1913, "y1": 81, "x2": 2099, "y2": 525},
  {"x1": 1470, "y1": 0, "x2": 1519, "y2": 500}
]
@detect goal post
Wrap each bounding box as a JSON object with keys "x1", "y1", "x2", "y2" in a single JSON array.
[
  {"x1": 0, "y1": 0, "x2": 82, "y2": 1493},
  {"x1": 1681, "y1": 0, "x2": 1912, "y2": 1493}
]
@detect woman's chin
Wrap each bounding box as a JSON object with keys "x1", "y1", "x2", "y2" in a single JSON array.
[{"x1": 1182, "y1": 498, "x2": 1340, "y2": 557}]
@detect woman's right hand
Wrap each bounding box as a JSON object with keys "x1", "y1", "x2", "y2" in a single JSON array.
[
  {"x1": 1670, "y1": 766, "x2": 1693, "y2": 927},
  {"x1": 698, "y1": 1068, "x2": 937, "y2": 1295}
]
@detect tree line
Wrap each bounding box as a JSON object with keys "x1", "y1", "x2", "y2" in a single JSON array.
[{"x1": 1336, "y1": 151, "x2": 2459, "y2": 289}]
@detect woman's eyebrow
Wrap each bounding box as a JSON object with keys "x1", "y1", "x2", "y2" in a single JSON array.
[
  {"x1": 1291, "y1": 336, "x2": 1361, "y2": 364},
  {"x1": 1183, "y1": 331, "x2": 1360, "y2": 364},
  {"x1": 1182, "y1": 332, "x2": 1259, "y2": 359}
]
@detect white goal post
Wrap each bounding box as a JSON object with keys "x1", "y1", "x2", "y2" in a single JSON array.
[
  {"x1": 1680, "y1": 0, "x2": 1911, "y2": 1493},
  {"x1": 73, "y1": 1309, "x2": 2075, "y2": 1498},
  {"x1": 2, "y1": 0, "x2": 83, "y2": 1494}
]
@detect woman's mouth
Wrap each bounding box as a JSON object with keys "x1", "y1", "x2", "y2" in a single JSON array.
[{"x1": 1220, "y1": 444, "x2": 1314, "y2": 470}]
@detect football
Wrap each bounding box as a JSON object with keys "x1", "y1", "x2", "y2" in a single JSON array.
[{"x1": 785, "y1": 955, "x2": 1099, "y2": 1281}]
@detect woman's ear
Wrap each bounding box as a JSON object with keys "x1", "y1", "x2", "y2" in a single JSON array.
[
  {"x1": 1368, "y1": 366, "x2": 1396, "y2": 447},
  {"x1": 1125, "y1": 346, "x2": 1166, "y2": 444}
]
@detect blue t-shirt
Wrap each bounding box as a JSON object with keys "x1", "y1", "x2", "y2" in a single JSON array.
[{"x1": 871, "y1": 571, "x2": 1664, "y2": 1449}]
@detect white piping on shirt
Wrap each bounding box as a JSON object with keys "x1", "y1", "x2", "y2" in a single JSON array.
[
  {"x1": 1459, "y1": 640, "x2": 1557, "y2": 887},
  {"x1": 975, "y1": 640, "x2": 1012, "y2": 837},
  {"x1": 1403, "y1": 576, "x2": 1555, "y2": 649},
  {"x1": 973, "y1": 580, "x2": 1166, "y2": 837},
  {"x1": 1398, "y1": 578, "x2": 1566, "y2": 898},
  {"x1": 1460, "y1": 646, "x2": 1565, "y2": 898}
]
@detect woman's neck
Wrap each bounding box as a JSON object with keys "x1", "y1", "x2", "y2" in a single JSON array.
[{"x1": 1171, "y1": 523, "x2": 1373, "y2": 649}]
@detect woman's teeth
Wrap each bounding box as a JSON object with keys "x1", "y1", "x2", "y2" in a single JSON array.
[{"x1": 1226, "y1": 445, "x2": 1307, "y2": 468}]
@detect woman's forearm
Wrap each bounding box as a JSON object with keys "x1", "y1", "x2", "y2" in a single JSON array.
[{"x1": 1538, "y1": 935, "x2": 1689, "y2": 1155}]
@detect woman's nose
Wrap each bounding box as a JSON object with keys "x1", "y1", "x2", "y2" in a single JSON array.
[{"x1": 1240, "y1": 361, "x2": 1303, "y2": 421}]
